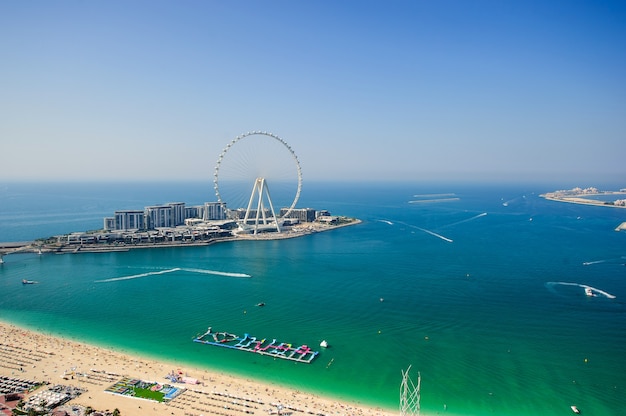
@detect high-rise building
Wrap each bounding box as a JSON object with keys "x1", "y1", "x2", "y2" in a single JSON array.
[
  {"x1": 114, "y1": 210, "x2": 146, "y2": 231},
  {"x1": 167, "y1": 202, "x2": 186, "y2": 226},
  {"x1": 145, "y1": 205, "x2": 173, "y2": 229},
  {"x1": 203, "y1": 202, "x2": 226, "y2": 220}
]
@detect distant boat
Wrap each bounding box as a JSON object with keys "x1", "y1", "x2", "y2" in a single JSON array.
[
  {"x1": 571, "y1": 405, "x2": 580, "y2": 414},
  {"x1": 320, "y1": 340, "x2": 328, "y2": 348},
  {"x1": 585, "y1": 287, "x2": 594, "y2": 297},
  {"x1": 22, "y1": 279, "x2": 36, "y2": 285}
]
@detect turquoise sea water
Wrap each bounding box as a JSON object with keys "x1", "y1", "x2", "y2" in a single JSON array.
[{"x1": 1, "y1": 182, "x2": 625, "y2": 416}]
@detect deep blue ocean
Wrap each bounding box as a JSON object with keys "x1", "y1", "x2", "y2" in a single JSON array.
[{"x1": 1, "y1": 181, "x2": 625, "y2": 416}]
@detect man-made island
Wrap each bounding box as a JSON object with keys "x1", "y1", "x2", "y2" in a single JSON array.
[
  {"x1": 540, "y1": 187, "x2": 626, "y2": 208},
  {"x1": 0, "y1": 201, "x2": 360, "y2": 256},
  {"x1": 540, "y1": 187, "x2": 626, "y2": 231}
]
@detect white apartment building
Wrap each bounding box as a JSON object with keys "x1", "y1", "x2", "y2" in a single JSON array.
[
  {"x1": 168, "y1": 202, "x2": 186, "y2": 226},
  {"x1": 203, "y1": 202, "x2": 226, "y2": 221},
  {"x1": 145, "y1": 205, "x2": 173, "y2": 229},
  {"x1": 114, "y1": 210, "x2": 146, "y2": 231}
]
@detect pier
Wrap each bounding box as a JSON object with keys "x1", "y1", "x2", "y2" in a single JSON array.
[{"x1": 193, "y1": 327, "x2": 319, "y2": 364}]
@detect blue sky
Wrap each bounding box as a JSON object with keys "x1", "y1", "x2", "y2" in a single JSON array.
[{"x1": 1, "y1": 1, "x2": 624, "y2": 184}]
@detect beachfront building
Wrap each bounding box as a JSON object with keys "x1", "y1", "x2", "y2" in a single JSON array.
[
  {"x1": 145, "y1": 205, "x2": 174, "y2": 229},
  {"x1": 104, "y1": 201, "x2": 231, "y2": 231},
  {"x1": 203, "y1": 202, "x2": 227, "y2": 221},
  {"x1": 168, "y1": 202, "x2": 186, "y2": 226},
  {"x1": 280, "y1": 207, "x2": 316, "y2": 222},
  {"x1": 103, "y1": 216, "x2": 115, "y2": 231},
  {"x1": 185, "y1": 205, "x2": 202, "y2": 220},
  {"x1": 114, "y1": 210, "x2": 146, "y2": 231},
  {"x1": 102, "y1": 200, "x2": 328, "y2": 234}
]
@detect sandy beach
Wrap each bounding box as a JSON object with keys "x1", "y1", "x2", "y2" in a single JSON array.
[{"x1": 0, "y1": 320, "x2": 397, "y2": 416}]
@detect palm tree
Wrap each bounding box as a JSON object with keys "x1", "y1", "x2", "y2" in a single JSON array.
[{"x1": 113, "y1": 409, "x2": 121, "y2": 416}]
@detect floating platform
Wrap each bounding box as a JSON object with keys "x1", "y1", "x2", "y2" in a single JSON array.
[{"x1": 193, "y1": 327, "x2": 319, "y2": 364}]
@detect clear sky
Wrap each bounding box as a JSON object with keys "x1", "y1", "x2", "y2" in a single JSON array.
[{"x1": 1, "y1": 0, "x2": 625, "y2": 184}]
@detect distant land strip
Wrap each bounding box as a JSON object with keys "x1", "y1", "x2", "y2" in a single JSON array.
[
  {"x1": 409, "y1": 198, "x2": 460, "y2": 203},
  {"x1": 412, "y1": 193, "x2": 456, "y2": 198},
  {"x1": 540, "y1": 188, "x2": 626, "y2": 209}
]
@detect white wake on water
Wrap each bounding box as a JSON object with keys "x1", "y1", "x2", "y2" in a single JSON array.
[
  {"x1": 95, "y1": 268, "x2": 181, "y2": 283},
  {"x1": 582, "y1": 260, "x2": 606, "y2": 266},
  {"x1": 501, "y1": 194, "x2": 526, "y2": 206},
  {"x1": 393, "y1": 220, "x2": 454, "y2": 243},
  {"x1": 378, "y1": 219, "x2": 394, "y2": 225},
  {"x1": 414, "y1": 226, "x2": 453, "y2": 243},
  {"x1": 581, "y1": 256, "x2": 626, "y2": 266},
  {"x1": 546, "y1": 282, "x2": 616, "y2": 299},
  {"x1": 441, "y1": 212, "x2": 487, "y2": 229},
  {"x1": 181, "y1": 268, "x2": 251, "y2": 278},
  {"x1": 96, "y1": 267, "x2": 251, "y2": 282}
]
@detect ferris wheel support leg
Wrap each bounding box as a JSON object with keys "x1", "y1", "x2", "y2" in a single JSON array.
[
  {"x1": 243, "y1": 177, "x2": 282, "y2": 234},
  {"x1": 262, "y1": 179, "x2": 281, "y2": 233},
  {"x1": 255, "y1": 181, "x2": 264, "y2": 235}
]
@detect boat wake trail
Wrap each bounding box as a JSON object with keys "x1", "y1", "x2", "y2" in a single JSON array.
[
  {"x1": 182, "y1": 268, "x2": 252, "y2": 278},
  {"x1": 378, "y1": 219, "x2": 394, "y2": 225},
  {"x1": 501, "y1": 195, "x2": 526, "y2": 207},
  {"x1": 546, "y1": 282, "x2": 616, "y2": 299},
  {"x1": 96, "y1": 267, "x2": 252, "y2": 282},
  {"x1": 414, "y1": 226, "x2": 453, "y2": 243},
  {"x1": 96, "y1": 268, "x2": 181, "y2": 283},
  {"x1": 394, "y1": 220, "x2": 454, "y2": 243},
  {"x1": 441, "y1": 212, "x2": 487, "y2": 229},
  {"x1": 583, "y1": 260, "x2": 606, "y2": 266}
]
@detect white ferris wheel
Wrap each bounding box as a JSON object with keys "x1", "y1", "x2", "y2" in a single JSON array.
[{"x1": 213, "y1": 131, "x2": 302, "y2": 234}]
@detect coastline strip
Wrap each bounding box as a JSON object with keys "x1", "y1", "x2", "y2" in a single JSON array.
[{"x1": 0, "y1": 320, "x2": 397, "y2": 416}]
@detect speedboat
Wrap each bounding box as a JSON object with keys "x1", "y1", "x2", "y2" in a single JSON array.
[
  {"x1": 22, "y1": 279, "x2": 35, "y2": 285},
  {"x1": 571, "y1": 405, "x2": 580, "y2": 414},
  {"x1": 320, "y1": 340, "x2": 328, "y2": 348},
  {"x1": 585, "y1": 287, "x2": 594, "y2": 297}
]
